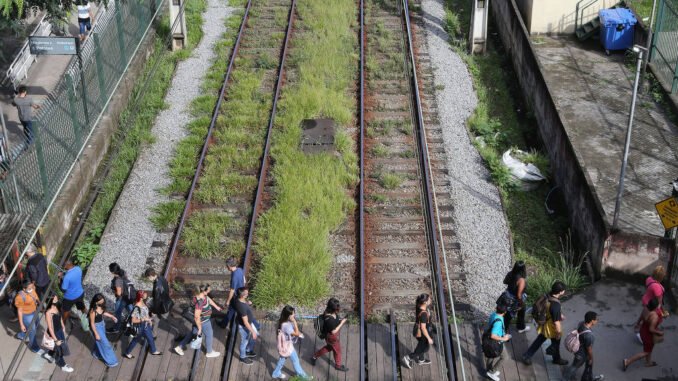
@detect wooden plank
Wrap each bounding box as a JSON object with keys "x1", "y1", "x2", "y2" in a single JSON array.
[
  {"x1": 348, "y1": 325, "x2": 361, "y2": 381},
  {"x1": 382, "y1": 324, "x2": 395, "y2": 381},
  {"x1": 248, "y1": 321, "x2": 268, "y2": 381},
  {"x1": 511, "y1": 329, "x2": 537, "y2": 381},
  {"x1": 367, "y1": 325, "x2": 378, "y2": 381},
  {"x1": 108, "y1": 333, "x2": 142, "y2": 381},
  {"x1": 314, "y1": 324, "x2": 331, "y2": 380},
  {"x1": 298, "y1": 322, "x2": 319, "y2": 379},
  {"x1": 499, "y1": 338, "x2": 521, "y2": 381},
  {"x1": 160, "y1": 315, "x2": 193, "y2": 380},
  {"x1": 139, "y1": 317, "x2": 173, "y2": 380},
  {"x1": 206, "y1": 322, "x2": 227, "y2": 380},
  {"x1": 396, "y1": 322, "x2": 413, "y2": 381},
  {"x1": 327, "y1": 324, "x2": 348, "y2": 381}
]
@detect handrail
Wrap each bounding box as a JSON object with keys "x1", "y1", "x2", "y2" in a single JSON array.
[
  {"x1": 575, "y1": 0, "x2": 601, "y2": 31},
  {"x1": 359, "y1": 0, "x2": 366, "y2": 379},
  {"x1": 4, "y1": 13, "x2": 49, "y2": 89},
  {"x1": 221, "y1": 1, "x2": 296, "y2": 380}
]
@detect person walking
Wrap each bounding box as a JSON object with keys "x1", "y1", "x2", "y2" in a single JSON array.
[
  {"x1": 25, "y1": 245, "x2": 50, "y2": 299},
  {"x1": 233, "y1": 286, "x2": 260, "y2": 364},
  {"x1": 271, "y1": 305, "x2": 311, "y2": 380},
  {"x1": 635, "y1": 266, "x2": 669, "y2": 343},
  {"x1": 482, "y1": 304, "x2": 511, "y2": 381},
  {"x1": 174, "y1": 284, "x2": 223, "y2": 357},
  {"x1": 217, "y1": 257, "x2": 245, "y2": 328},
  {"x1": 14, "y1": 280, "x2": 41, "y2": 353},
  {"x1": 563, "y1": 311, "x2": 604, "y2": 381},
  {"x1": 123, "y1": 291, "x2": 162, "y2": 359},
  {"x1": 144, "y1": 268, "x2": 173, "y2": 318},
  {"x1": 500, "y1": 261, "x2": 529, "y2": 333},
  {"x1": 88, "y1": 293, "x2": 118, "y2": 367},
  {"x1": 312, "y1": 297, "x2": 348, "y2": 372},
  {"x1": 402, "y1": 294, "x2": 434, "y2": 369},
  {"x1": 623, "y1": 297, "x2": 664, "y2": 371},
  {"x1": 76, "y1": 0, "x2": 94, "y2": 41},
  {"x1": 11, "y1": 86, "x2": 40, "y2": 145},
  {"x1": 108, "y1": 263, "x2": 134, "y2": 333},
  {"x1": 522, "y1": 281, "x2": 568, "y2": 366},
  {"x1": 44, "y1": 295, "x2": 74, "y2": 373},
  {"x1": 59, "y1": 259, "x2": 89, "y2": 331}
]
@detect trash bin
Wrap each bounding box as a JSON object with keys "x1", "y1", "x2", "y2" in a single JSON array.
[{"x1": 599, "y1": 8, "x2": 637, "y2": 53}]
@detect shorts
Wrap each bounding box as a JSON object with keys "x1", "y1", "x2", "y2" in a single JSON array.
[
  {"x1": 62, "y1": 293, "x2": 85, "y2": 311},
  {"x1": 78, "y1": 18, "x2": 92, "y2": 35}
]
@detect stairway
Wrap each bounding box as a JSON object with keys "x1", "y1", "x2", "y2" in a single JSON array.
[{"x1": 576, "y1": 16, "x2": 601, "y2": 40}]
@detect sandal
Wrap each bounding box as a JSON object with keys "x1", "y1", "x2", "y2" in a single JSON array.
[
  {"x1": 645, "y1": 361, "x2": 658, "y2": 368},
  {"x1": 622, "y1": 359, "x2": 628, "y2": 372},
  {"x1": 123, "y1": 354, "x2": 135, "y2": 359}
]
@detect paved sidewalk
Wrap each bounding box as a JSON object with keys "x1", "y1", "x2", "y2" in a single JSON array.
[{"x1": 0, "y1": 3, "x2": 102, "y2": 152}]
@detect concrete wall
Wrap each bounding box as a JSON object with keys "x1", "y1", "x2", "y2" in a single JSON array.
[
  {"x1": 490, "y1": 0, "x2": 610, "y2": 279},
  {"x1": 516, "y1": 0, "x2": 618, "y2": 34},
  {"x1": 41, "y1": 31, "x2": 158, "y2": 260}
]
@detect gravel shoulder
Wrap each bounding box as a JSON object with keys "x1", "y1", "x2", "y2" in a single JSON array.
[
  {"x1": 420, "y1": 0, "x2": 512, "y2": 317},
  {"x1": 83, "y1": 0, "x2": 234, "y2": 304}
]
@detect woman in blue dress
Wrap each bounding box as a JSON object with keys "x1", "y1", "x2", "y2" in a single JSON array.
[{"x1": 88, "y1": 293, "x2": 119, "y2": 367}]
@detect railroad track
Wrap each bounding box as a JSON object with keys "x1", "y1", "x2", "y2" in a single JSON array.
[{"x1": 359, "y1": 0, "x2": 461, "y2": 379}]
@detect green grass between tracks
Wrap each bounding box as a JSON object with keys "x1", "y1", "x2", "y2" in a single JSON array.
[
  {"x1": 443, "y1": 1, "x2": 584, "y2": 302},
  {"x1": 70, "y1": 0, "x2": 208, "y2": 267},
  {"x1": 250, "y1": 0, "x2": 359, "y2": 308}
]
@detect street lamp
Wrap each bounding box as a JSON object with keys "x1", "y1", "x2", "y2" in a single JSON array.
[{"x1": 612, "y1": 45, "x2": 647, "y2": 231}]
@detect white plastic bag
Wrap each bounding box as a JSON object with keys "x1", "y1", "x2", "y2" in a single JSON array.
[
  {"x1": 190, "y1": 334, "x2": 202, "y2": 350},
  {"x1": 502, "y1": 150, "x2": 546, "y2": 182}
]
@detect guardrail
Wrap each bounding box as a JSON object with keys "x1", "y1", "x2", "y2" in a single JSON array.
[
  {"x1": 650, "y1": 0, "x2": 678, "y2": 93},
  {"x1": 4, "y1": 13, "x2": 51, "y2": 91}
]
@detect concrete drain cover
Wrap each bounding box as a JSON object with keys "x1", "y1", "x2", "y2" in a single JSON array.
[{"x1": 300, "y1": 118, "x2": 335, "y2": 154}]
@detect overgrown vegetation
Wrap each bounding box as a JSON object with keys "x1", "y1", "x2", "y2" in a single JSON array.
[
  {"x1": 443, "y1": 1, "x2": 584, "y2": 299},
  {"x1": 627, "y1": 0, "x2": 656, "y2": 20},
  {"x1": 69, "y1": 0, "x2": 208, "y2": 268},
  {"x1": 251, "y1": 0, "x2": 359, "y2": 308}
]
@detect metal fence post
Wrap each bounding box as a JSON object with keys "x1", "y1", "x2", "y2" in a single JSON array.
[
  {"x1": 673, "y1": 60, "x2": 678, "y2": 93},
  {"x1": 115, "y1": 0, "x2": 127, "y2": 67},
  {"x1": 33, "y1": 123, "x2": 49, "y2": 204},
  {"x1": 650, "y1": 0, "x2": 665, "y2": 62},
  {"x1": 93, "y1": 33, "x2": 107, "y2": 109},
  {"x1": 65, "y1": 74, "x2": 83, "y2": 148}
]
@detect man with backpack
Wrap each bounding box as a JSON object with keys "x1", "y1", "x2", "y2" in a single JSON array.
[
  {"x1": 25, "y1": 245, "x2": 50, "y2": 299},
  {"x1": 562, "y1": 311, "x2": 604, "y2": 381},
  {"x1": 522, "y1": 281, "x2": 568, "y2": 366},
  {"x1": 108, "y1": 263, "x2": 136, "y2": 333},
  {"x1": 482, "y1": 304, "x2": 512, "y2": 381}
]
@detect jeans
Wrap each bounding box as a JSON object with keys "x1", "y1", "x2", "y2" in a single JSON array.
[
  {"x1": 409, "y1": 336, "x2": 430, "y2": 362},
  {"x1": 523, "y1": 334, "x2": 562, "y2": 361},
  {"x1": 124, "y1": 322, "x2": 157, "y2": 355},
  {"x1": 92, "y1": 320, "x2": 118, "y2": 367},
  {"x1": 485, "y1": 346, "x2": 505, "y2": 373},
  {"x1": 218, "y1": 305, "x2": 236, "y2": 327},
  {"x1": 272, "y1": 349, "x2": 308, "y2": 378},
  {"x1": 238, "y1": 320, "x2": 260, "y2": 359},
  {"x1": 179, "y1": 319, "x2": 215, "y2": 353},
  {"x1": 113, "y1": 299, "x2": 133, "y2": 330},
  {"x1": 17, "y1": 312, "x2": 40, "y2": 352},
  {"x1": 20, "y1": 120, "x2": 33, "y2": 145},
  {"x1": 563, "y1": 354, "x2": 594, "y2": 381}
]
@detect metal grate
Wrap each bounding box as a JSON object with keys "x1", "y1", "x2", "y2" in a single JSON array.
[
  {"x1": 0, "y1": 0, "x2": 165, "y2": 245},
  {"x1": 651, "y1": 0, "x2": 678, "y2": 93}
]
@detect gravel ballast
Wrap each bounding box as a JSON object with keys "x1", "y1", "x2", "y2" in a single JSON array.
[
  {"x1": 84, "y1": 0, "x2": 234, "y2": 304},
  {"x1": 420, "y1": 0, "x2": 512, "y2": 317}
]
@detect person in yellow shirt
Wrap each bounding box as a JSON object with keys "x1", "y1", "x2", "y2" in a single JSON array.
[
  {"x1": 15, "y1": 280, "x2": 42, "y2": 353},
  {"x1": 521, "y1": 281, "x2": 568, "y2": 366}
]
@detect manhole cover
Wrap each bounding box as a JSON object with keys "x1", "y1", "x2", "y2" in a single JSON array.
[{"x1": 300, "y1": 118, "x2": 335, "y2": 154}]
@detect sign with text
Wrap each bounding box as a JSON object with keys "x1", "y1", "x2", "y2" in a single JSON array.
[
  {"x1": 655, "y1": 196, "x2": 678, "y2": 230},
  {"x1": 29, "y1": 36, "x2": 78, "y2": 55}
]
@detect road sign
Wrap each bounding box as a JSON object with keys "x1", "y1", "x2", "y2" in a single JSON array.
[
  {"x1": 655, "y1": 196, "x2": 678, "y2": 230},
  {"x1": 29, "y1": 36, "x2": 78, "y2": 55}
]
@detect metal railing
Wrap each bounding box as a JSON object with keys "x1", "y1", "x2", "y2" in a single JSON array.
[
  {"x1": 575, "y1": 0, "x2": 602, "y2": 31},
  {"x1": 4, "y1": 13, "x2": 52, "y2": 91},
  {"x1": 650, "y1": 0, "x2": 678, "y2": 93}
]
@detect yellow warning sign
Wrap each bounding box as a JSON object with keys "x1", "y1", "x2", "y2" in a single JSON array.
[{"x1": 655, "y1": 197, "x2": 678, "y2": 230}]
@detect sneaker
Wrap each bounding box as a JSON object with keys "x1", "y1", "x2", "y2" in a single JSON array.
[
  {"x1": 593, "y1": 376, "x2": 604, "y2": 381},
  {"x1": 241, "y1": 357, "x2": 253, "y2": 365},
  {"x1": 492, "y1": 370, "x2": 501, "y2": 376},
  {"x1": 335, "y1": 365, "x2": 348, "y2": 372},
  {"x1": 402, "y1": 355, "x2": 412, "y2": 369},
  {"x1": 553, "y1": 359, "x2": 568, "y2": 366},
  {"x1": 43, "y1": 352, "x2": 55, "y2": 363},
  {"x1": 486, "y1": 371, "x2": 500, "y2": 381},
  {"x1": 522, "y1": 356, "x2": 532, "y2": 366},
  {"x1": 273, "y1": 375, "x2": 287, "y2": 380},
  {"x1": 518, "y1": 326, "x2": 531, "y2": 334},
  {"x1": 206, "y1": 351, "x2": 220, "y2": 358},
  {"x1": 61, "y1": 365, "x2": 74, "y2": 373},
  {"x1": 174, "y1": 346, "x2": 184, "y2": 356},
  {"x1": 545, "y1": 347, "x2": 556, "y2": 356},
  {"x1": 245, "y1": 351, "x2": 257, "y2": 358},
  {"x1": 416, "y1": 359, "x2": 431, "y2": 365}
]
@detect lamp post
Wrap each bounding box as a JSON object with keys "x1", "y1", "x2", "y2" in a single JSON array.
[{"x1": 612, "y1": 45, "x2": 646, "y2": 231}]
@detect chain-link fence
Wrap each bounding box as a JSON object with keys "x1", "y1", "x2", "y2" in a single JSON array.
[
  {"x1": 0, "y1": 0, "x2": 164, "y2": 241},
  {"x1": 651, "y1": 0, "x2": 678, "y2": 93}
]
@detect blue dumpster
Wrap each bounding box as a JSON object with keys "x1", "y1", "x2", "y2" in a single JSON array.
[{"x1": 599, "y1": 8, "x2": 637, "y2": 52}]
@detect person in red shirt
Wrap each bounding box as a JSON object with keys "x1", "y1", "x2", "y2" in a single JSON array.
[{"x1": 635, "y1": 266, "x2": 669, "y2": 343}]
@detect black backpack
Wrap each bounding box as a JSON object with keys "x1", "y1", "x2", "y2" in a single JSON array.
[
  {"x1": 314, "y1": 314, "x2": 326, "y2": 340},
  {"x1": 481, "y1": 318, "x2": 503, "y2": 358},
  {"x1": 121, "y1": 277, "x2": 137, "y2": 304}
]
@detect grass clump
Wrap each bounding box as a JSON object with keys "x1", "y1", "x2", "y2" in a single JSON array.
[
  {"x1": 71, "y1": 0, "x2": 208, "y2": 266},
  {"x1": 182, "y1": 211, "x2": 241, "y2": 258},
  {"x1": 379, "y1": 172, "x2": 403, "y2": 190},
  {"x1": 150, "y1": 200, "x2": 185, "y2": 231},
  {"x1": 251, "y1": 0, "x2": 359, "y2": 308}
]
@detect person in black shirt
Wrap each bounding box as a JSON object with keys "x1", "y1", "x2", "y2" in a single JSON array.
[
  {"x1": 25, "y1": 245, "x2": 50, "y2": 299},
  {"x1": 312, "y1": 297, "x2": 348, "y2": 372},
  {"x1": 234, "y1": 287, "x2": 260, "y2": 365},
  {"x1": 522, "y1": 281, "x2": 568, "y2": 366},
  {"x1": 502, "y1": 261, "x2": 529, "y2": 333},
  {"x1": 563, "y1": 311, "x2": 604, "y2": 381},
  {"x1": 402, "y1": 294, "x2": 434, "y2": 369},
  {"x1": 144, "y1": 268, "x2": 173, "y2": 318}
]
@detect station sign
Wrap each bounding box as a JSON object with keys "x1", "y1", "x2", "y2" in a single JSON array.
[
  {"x1": 655, "y1": 196, "x2": 678, "y2": 230},
  {"x1": 29, "y1": 36, "x2": 78, "y2": 55}
]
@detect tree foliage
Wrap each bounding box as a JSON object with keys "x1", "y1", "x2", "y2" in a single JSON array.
[{"x1": 2, "y1": 0, "x2": 74, "y2": 23}]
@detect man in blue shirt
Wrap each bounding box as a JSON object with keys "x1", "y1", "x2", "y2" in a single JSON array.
[
  {"x1": 59, "y1": 259, "x2": 89, "y2": 331},
  {"x1": 486, "y1": 304, "x2": 511, "y2": 381},
  {"x1": 218, "y1": 257, "x2": 246, "y2": 328}
]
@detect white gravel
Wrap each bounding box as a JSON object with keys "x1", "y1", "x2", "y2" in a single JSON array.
[
  {"x1": 83, "y1": 0, "x2": 234, "y2": 306},
  {"x1": 421, "y1": 0, "x2": 512, "y2": 317}
]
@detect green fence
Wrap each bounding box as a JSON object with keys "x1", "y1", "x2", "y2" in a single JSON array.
[
  {"x1": 0, "y1": 0, "x2": 164, "y2": 241},
  {"x1": 651, "y1": 0, "x2": 678, "y2": 93}
]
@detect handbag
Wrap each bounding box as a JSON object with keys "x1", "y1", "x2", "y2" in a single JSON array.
[
  {"x1": 190, "y1": 334, "x2": 202, "y2": 349},
  {"x1": 42, "y1": 332, "x2": 55, "y2": 350},
  {"x1": 124, "y1": 306, "x2": 141, "y2": 337}
]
